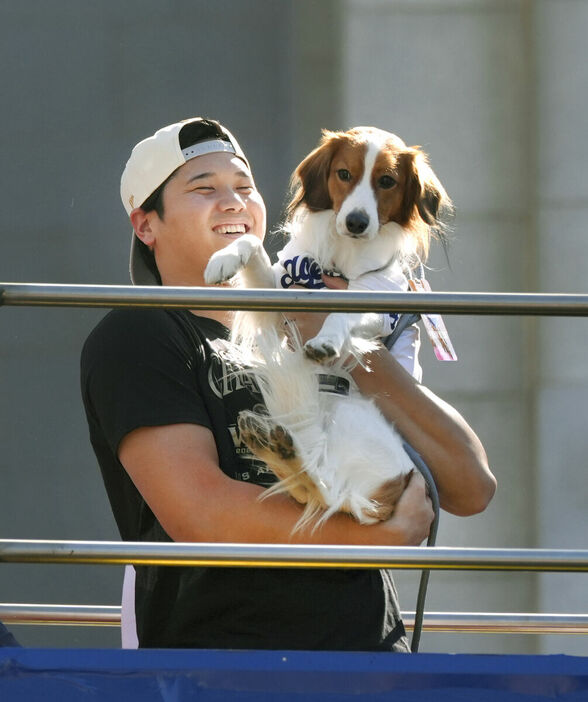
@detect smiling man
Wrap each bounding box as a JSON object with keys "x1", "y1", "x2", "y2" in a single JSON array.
[
  {"x1": 80, "y1": 118, "x2": 494, "y2": 652},
  {"x1": 129, "y1": 156, "x2": 265, "y2": 291}
]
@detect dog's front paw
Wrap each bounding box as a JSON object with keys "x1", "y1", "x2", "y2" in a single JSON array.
[
  {"x1": 303, "y1": 335, "x2": 341, "y2": 363},
  {"x1": 204, "y1": 235, "x2": 260, "y2": 284},
  {"x1": 204, "y1": 250, "x2": 243, "y2": 284}
]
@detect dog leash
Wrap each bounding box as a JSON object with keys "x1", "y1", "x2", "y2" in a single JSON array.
[
  {"x1": 402, "y1": 443, "x2": 440, "y2": 653},
  {"x1": 382, "y1": 262, "x2": 425, "y2": 351},
  {"x1": 383, "y1": 312, "x2": 421, "y2": 349},
  {"x1": 383, "y1": 272, "x2": 440, "y2": 653}
]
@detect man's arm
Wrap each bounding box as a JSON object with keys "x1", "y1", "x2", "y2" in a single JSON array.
[
  {"x1": 352, "y1": 348, "x2": 496, "y2": 516},
  {"x1": 292, "y1": 275, "x2": 496, "y2": 517},
  {"x1": 118, "y1": 422, "x2": 434, "y2": 545}
]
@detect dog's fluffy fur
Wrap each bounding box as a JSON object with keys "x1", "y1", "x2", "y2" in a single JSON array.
[{"x1": 204, "y1": 126, "x2": 450, "y2": 530}]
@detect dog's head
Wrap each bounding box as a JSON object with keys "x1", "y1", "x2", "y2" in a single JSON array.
[{"x1": 287, "y1": 126, "x2": 451, "y2": 259}]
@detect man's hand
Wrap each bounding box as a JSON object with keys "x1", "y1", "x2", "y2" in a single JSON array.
[
  {"x1": 379, "y1": 471, "x2": 434, "y2": 545},
  {"x1": 321, "y1": 274, "x2": 348, "y2": 290}
]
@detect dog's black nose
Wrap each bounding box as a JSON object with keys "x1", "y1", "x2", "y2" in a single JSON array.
[{"x1": 345, "y1": 210, "x2": 369, "y2": 235}]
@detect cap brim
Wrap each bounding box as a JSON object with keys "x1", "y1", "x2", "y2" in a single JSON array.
[{"x1": 129, "y1": 232, "x2": 160, "y2": 286}]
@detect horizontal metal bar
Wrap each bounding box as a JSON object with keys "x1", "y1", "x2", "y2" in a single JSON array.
[
  {"x1": 3, "y1": 604, "x2": 588, "y2": 634},
  {"x1": 413, "y1": 612, "x2": 588, "y2": 635},
  {"x1": 2, "y1": 540, "x2": 588, "y2": 572},
  {"x1": 0, "y1": 604, "x2": 120, "y2": 627},
  {"x1": 2, "y1": 283, "x2": 588, "y2": 316}
]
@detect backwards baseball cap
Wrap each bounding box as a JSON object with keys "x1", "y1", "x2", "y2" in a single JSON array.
[{"x1": 120, "y1": 117, "x2": 249, "y2": 285}]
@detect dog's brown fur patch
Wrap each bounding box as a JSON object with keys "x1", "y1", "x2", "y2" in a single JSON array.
[{"x1": 362, "y1": 471, "x2": 413, "y2": 522}]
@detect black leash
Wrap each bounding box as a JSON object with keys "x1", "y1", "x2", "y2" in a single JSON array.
[
  {"x1": 383, "y1": 278, "x2": 440, "y2": 653},
  {"x1": 402, "y1": 443, "x2": 440, "y2": 653},
  {"x1": 382, "y1": 262, "x2": 425, "y2": 350},
  {"x1": 383, "y1": 312, "x2": 421, "y2": 349}
]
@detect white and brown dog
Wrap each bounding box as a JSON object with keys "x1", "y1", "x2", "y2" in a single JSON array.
[{"x1": 205, "y1": 126, "x2": 450, "y2": 529}]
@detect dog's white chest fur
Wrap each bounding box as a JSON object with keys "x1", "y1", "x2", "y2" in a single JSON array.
[{"x1": 280, "y1": 209, "x2": 411, "y2": 281}]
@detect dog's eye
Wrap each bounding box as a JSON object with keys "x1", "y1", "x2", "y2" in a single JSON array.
[
  {"x1": 378, "y1": 175, "x2": 397, "y2": 189},
  {"x1": 337, "y1": 169, "x2": 352, "y2": 182}
]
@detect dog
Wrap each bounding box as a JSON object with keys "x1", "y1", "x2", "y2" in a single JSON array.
[{"x1": 204, "y1": 126, "x2": 450, "y2": 529}]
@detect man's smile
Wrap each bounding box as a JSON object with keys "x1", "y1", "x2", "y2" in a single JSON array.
[{"x1": 213, "y1": 223, "x2": 249, "y2": 235}]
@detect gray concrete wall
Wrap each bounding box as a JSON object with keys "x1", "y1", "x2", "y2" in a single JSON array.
[{"x1": 535, "y1": 0, "x2": 588, "y2": 657}]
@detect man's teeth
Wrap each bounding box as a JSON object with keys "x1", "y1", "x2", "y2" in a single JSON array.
[{"x1": 215, "y1": 224, "x2": 247, "y2": 234}]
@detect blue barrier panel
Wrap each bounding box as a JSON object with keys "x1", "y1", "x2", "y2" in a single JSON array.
[{"x1": 0, "y1": 648, "x2": 587, "y2": 701}]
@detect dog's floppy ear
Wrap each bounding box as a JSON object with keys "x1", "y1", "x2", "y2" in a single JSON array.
[
  {"x1": 287, "y1": 130, "x2": 340, "y2": 216},
  {"x1": 417, "y1": 167, "x2": 447, "y2": 227},
  {"x1": 400, "y1": 148, "x2": 452, "y2": 258},
  {"x1": 403, "y1": 149, "x2": 451, "y2": 226}
]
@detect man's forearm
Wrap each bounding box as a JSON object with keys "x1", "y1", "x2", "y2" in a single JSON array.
[
  {"x1": 352, "y1": 346, "x2": 496, "y2": 515},
  {"x1": 175, "y1": 472, "x2": 430, "y2": 547}
]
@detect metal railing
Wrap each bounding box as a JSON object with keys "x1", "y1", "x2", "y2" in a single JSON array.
[
  {"x1": 2, "y1": 540, "x2": 588, "y2": 571},
  {"x1": 1, "y1": 539, "x2": 588, "y2": 636},
  {"x1": 3, "y1": 604, "x2": 588, "y2": 635},
  {"x1": 2, "y1": 283, "x2": 587, "y2": 641},
  {"x1": 2, "y1": 282, "x2": 588, "y2": 316}
]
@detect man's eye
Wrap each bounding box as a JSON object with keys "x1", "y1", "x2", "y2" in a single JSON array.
[
  {"x1": 378, "y1": 175, "x2": 397, "y2": 189},
  {"x1": 337, "y1": 169, "x2": 352, "y2": 182}
]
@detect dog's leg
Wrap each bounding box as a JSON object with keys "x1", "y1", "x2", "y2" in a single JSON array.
[
  {"x1": 204, "y1": 234, "x2": 274, "y2": 288},
  {"x1": 304, "y1": 312, "x2": 383, "y2": 362},
  {"x1": 205, "y1": 235, "x2": 278, "y2": 352},
  {"x1": 238, "y1": 411, "x2": 324, "y2": 507}
]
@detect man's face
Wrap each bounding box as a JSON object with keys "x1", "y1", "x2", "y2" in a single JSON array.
[{"x1": 143, "y1": 151, "x2": 266, "y2": 286}]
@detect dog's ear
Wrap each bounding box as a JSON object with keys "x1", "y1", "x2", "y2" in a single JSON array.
[
  {"x1": 399, "y1": 148, "x2": 452, "y2": 258},
  {"x1": 287, "y1": 130, "x2": 340, "y2": 216},
  {"x1": 402, "y1": 149, "x2": 451, "y2": 227},
  {"x1": 417, "y1": 169, "x2": 447, "y2": 227}
]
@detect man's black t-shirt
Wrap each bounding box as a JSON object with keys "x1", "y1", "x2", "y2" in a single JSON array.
[{"x1": 81, "y1": 308, "x2": 409, "y2": 651}]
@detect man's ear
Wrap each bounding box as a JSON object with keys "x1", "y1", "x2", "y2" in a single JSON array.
[{"x1": 129, "y1": 208, "x2": 156, "y2": 247}]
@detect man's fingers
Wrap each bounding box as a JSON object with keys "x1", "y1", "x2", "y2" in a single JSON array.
[{"x1": 321, "y1": 274, "x2": 348, "y2": 290}]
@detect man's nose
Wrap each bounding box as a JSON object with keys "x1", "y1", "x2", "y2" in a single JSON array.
[{"x1": 218, "y1": 188, "x2": 245, "y2": 211}]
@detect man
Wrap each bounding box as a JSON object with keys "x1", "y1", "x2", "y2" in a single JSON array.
[{"x1": 81, "y1": 118, "x2": 495, "y2": 650}]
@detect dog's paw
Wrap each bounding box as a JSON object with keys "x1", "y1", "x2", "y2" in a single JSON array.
[
  {"x1": 303, "y1": 335, "x2": 341, "y2": 363},
  {"x1": 238, "y1": 412, "x2": 297, "y2": 460},
  {"x1": 204, "y1": 236, "x2": 259, "y2": 284},
  {"x1": 204, "y1": 250, "x2": 243, "y2": 284}
]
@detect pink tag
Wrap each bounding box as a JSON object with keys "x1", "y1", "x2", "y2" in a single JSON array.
[{"x1": 408, "y1": 278, "x2": 458, "y2": 362}]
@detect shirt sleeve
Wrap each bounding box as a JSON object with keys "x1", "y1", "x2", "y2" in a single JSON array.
[{"x1": 81, "y1": 309, "x2": 212, "y2": 456}]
